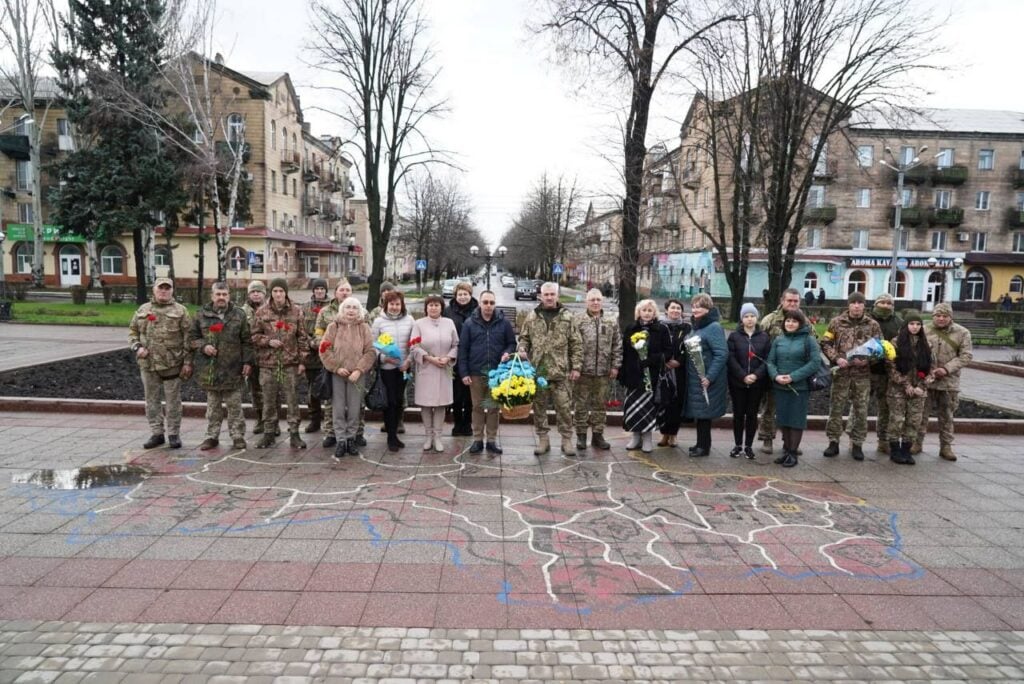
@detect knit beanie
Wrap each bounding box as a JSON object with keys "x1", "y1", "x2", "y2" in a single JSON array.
[
  {"x1": 933, "y1": 303, "x2": 953, "y2": 317},
  {"x1": 875, "y1": 293, "x2": 894, "y2": 305},
  {"x1": 903, "y1": 310, "x2": 923, "y2": 324},
  {"x1": 847, "y1": 291, "x2": 866, "y2": 304},
  {"x1": 739, "y1": 302, "x2": 759, "y2": 319},
  {"x1": 247, "y1": 281, "x2": 266, "y2": 294},
  {"x1": 310, "y1": 278, "x2": 328, "y2": 291},
  {"x1": 269, "y1": 278, "x2": 288, "y2": 295},
  {"x1": 380, "y1": 281, "x2": 396, "y2": 293}
]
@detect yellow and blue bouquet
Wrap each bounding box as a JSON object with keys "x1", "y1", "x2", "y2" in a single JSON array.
[
  {"x1": 846, "y1": 337, "x2": 896, "y2": 364},
  {"x1": 488, "y1": 358, "x2": 548, "y2": 412}
]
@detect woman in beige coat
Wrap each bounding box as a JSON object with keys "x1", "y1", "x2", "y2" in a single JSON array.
[
  {"x1": 410, "y1": 295, "x2": 459, "y2": 452},
  {"x1": 319, "y1": 297, "x2": 376, "y2": 459}
]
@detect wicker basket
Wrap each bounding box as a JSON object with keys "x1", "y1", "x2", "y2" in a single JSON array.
[{"x1": 500, "y1": 403, "x2": 533, "y2": 421}]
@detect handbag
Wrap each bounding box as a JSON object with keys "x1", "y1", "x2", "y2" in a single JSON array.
[
  {"x1": 805, "y1": 337, "x2": 832, "y2": 392},
  {"x1": 364, "y1": 361, "x2": 389, "y2": 411},
  {"x1": 311, "y1": 367, "x2": 333, "y2": 402}
]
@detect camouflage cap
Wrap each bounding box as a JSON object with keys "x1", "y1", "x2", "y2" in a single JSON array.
[
  {"x1": 933, "y1": 303, "x2": 953, "y2": 317},
  {"x1": 154, "y1": 277, "x2": 173, "y2": 288},
  {"x1": 247, "y1": 281, "x2": 267, "y2": 294}
]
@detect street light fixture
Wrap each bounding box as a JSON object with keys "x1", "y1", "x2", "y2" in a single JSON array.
[
  {"x1": 878, "y1": 145, "x2": 933, "y2": 299},
  {"x1": 470, "y1": 244, "x2": 507, "y2": 290}
]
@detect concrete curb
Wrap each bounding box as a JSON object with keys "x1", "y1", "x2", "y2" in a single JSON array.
[
  {"x1": 969, "y1": 359, "x2": 1024, "y2": 378},
  {"x1": 3, "y1": 396, "x2": 1023, "y2": 434}
]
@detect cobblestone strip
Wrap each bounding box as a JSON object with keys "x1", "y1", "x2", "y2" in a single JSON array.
[{"x1": 0, "y1": 623, "x2": 1022, "y2": 682}]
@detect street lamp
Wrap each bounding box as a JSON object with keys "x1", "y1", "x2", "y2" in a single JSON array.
[
  {"x1": 470, "y1": 244, "x2": 507, "y2": 290},
  {"x1": 878, "y1": 145, "x2": 933, "y2": 299},
  {"x1": 329, "y1": 230, "x2": 356, "y2": 278},
  {"x1": 0, "y1": 228, "x2": 7, "y2": 299}
]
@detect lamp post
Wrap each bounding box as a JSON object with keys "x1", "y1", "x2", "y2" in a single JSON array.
[
  {"x1": 0, "y1": 228, "x2": 7, "y2": 300},
  {"x1": 469, "y1": 244, "x2": 506, "y2": 291},
  {"x1": 329, "y1": 230, "x2": 355, "y2": 279},
  {"x1": 878, "y1": 145, "x2": 930, "y2": 299}
]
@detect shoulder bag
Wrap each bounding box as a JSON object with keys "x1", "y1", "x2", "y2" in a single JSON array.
[
  {"x1": 364, "y1": 360, "x2": 389, "y2": 411},
  {"x1": 805, "y1": 336, "x2": 833, "y2": 393}
]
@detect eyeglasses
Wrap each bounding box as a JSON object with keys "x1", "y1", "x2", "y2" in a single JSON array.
[{"x1": 481, "y1": 301, "x2": 496, "y2": 305}]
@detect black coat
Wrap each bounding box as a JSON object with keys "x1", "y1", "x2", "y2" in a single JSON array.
[
  {"x1": 443, "y1": 297, "x2": 478, "y2": 337},
  {"x1": 618, "y1": 319, "x2": 672, "y2": 392},
  {"x1": 727, "y1": 328, "x2": 771, "y2": 390}
]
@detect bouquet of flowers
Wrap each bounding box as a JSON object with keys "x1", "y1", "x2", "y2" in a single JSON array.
[
  {"x1": 684, "y1": 334, "x2": 710, "y2": 404},
  {"x1": 488, "y1": 357, "x2": 548, "y2": 419},
  {"x1": 203, "y1": 321, "x2": 225, "y2": 385},
  {"x1": 846, "y1": 338, "x2": 896, "y2": 364},
  {"x1": 373, "y1": 332, "x2": 402, "y2": 360},
  {"x1": 629, "y1": 330, "x2": 652, "y2": 392}
]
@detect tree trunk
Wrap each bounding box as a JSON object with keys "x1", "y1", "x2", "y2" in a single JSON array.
[
  {"x1": 132, "y1": 227, "x2": 147, "y2": 304},
  {"x1": 29, "y1": 144, "x2": 44, "y2": 288},
  {"x1": 86, "y1": 239, "x2": 98, "y2": 290}
]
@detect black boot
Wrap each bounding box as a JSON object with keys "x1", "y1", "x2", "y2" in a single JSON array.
[
  {"x1": 322, "y1": 434, "x2": 337, "y2": 448},
  {"x1": 900, "y1": 440, "x2": 916, "y2": 465},
  {"x1": 304, "y1": 418, "x2": 321, "y2": 434},
  {"x1": 823, "y1": 441, "x2": 840, "y2": 457},
  {"x1": 347, "y1": 438, "x2": 361, "y2": 456},
  {"x1": 851, "y1": 444, "x2": 865, "y2": 461},
  {"x1": 354, "y1": 432, "x2": 367, "y2": 447},
  {"x1": 591, "y1": 433, "x2": 611, "y2": 450},
  {"x1": 576, "y1": 433, "x2": 588, "y2": 452},
  {"x1": 781, "y1": 451, "x2": 798, "y2": 468},
  {"x1": 143, "y1": 434, "x2": 165, "y2": 449},
  {"x1": 333, "y1": 440, "x2": 347, "y2": 460},
  {"x1": 888, "y1": 441, "x2": 902, "y2": 463}
]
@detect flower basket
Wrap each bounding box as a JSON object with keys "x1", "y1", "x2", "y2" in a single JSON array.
[{"x1": 500, "y1": 403, "x2": 533, "y2": 421}]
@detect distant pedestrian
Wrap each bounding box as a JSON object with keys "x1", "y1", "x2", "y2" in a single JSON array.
[
  {"x1": 573, "y1": 289, "x2": 623, "y2": 451},
  {"x1": 443, "y1": 281, "x2": 478, "y2": 436},
  {"x1": 916, "y1": 303, "x2": 973, "y2": 461},
  {"x1": 656, "y1": 299, "x2": 690, "y2": 448},
  {"x1": 766, "y1": 309, "x2": 821, "y2": 468},
  {"x1": 411, "y1": 296, "x2": 459, "y2": 453},
  {"x1": 868, "y1": 293, "x2": 903, "y2": 455},
  {"x1": 818, "y1": 288, "x2": 826, "y2": 305},
  {"x1": 128, "y1": 277, "x2": 191, "y2": 450},
  {"x1": 885, "y1": 311, "x2": 930, "y2": 466},
  {"x1": 371, "y1": 290, "x2": 414, "y2": 452},
  {"x1": 319, "y1": 297, "x2": 376, "y2": 459},
  {"x1": 804, "y1": 290, "x2": 815, "y2": 307},
  {"x1": 682, "y1": 293, "x2": 728, "y2": 458},
  {"x1": 727, "y1": 303, "x2": 770, "y2": 459},
  {"x1": 620, "y1": 299, "x2": 671, "y2": 453}
]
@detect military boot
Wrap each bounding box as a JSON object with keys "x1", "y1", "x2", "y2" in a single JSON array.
[
  {"x1": 256, "y1": 433, "x2": 275, "y2": 449},
  {"x1": 823, "y1": 441, "x2": 840, "y2": 457},
  {"x1": 252, "y1": 410, "x2": 264, "y2": 434},
  {"x1": 888, "y1": 441, "x2": 903, "y2": 464},
  {"x1": 143, "y1": 434, "x2": 165, "y2": 449},
  {"x1": 561, "y1": 436, "x2": 576, "y2": 457},
  {"x1": 850, "y1": 444, "x2": 865, "y2": 461},
  {"x1": 168, "y1": 435, "x2": 182, "y2": 449},
  {"x1": 576, "y1": 432, "x2": 588, "y2": 452},
  {"x1": 900, "y1": 440, "x2": 916, "y2": 466},
  {"x1": 533, "y1": 434, "x2": 550, "y2": 456},
  {"x1": 909, "y1": 439, "x2": 923, "y2": 455},
  {"x1": 289, "y1": 432, "x2": 307, "y2": 449},
  {"x1": 304, "y1": 419, "x2": 321, "y2": 434},
  {"x1": 591, "y1": 433, "x2": 611, "y2": 450},
  {"x1": 760, "y1": 438, "x2": 773, "y2": 455},
  {"x1": 939, "y1": 444, "x2": 957, "y2": 461},
  {"x1": 322, "y1": 434, "x2": 337, "y2": 448}
]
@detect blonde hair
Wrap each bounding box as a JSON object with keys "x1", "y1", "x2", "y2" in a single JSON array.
[
  {"x1": 339, "y1": 296, "x2": 363, "y2": 317},
  {"x1": 691, "y1": 293, "x2": 714, "y2": 310},
  {"x1": 634, "y1": 298, "x2": 659, "y2": 319}
]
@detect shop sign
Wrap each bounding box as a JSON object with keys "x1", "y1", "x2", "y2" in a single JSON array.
[
  {"x1": 5, "y1": 223, "x2": 86, "y2": 243},
  {"x1": 848, "y1": 256, "x2": 957, "y2": 269}
]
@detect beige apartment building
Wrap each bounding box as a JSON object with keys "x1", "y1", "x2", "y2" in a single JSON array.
[
  {"x1": 639, "y1": 97, "x2": 1024, "y2": 310},
  {"x1": 1, "y1": 55, "x2": 361, "y2": 293},
  {"x1": 569, "y1": 202, "x2": 622, "y2": 290}
]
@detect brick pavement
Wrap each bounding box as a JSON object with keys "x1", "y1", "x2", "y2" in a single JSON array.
[{"x1": 1, "y1": 410, "x2": 1023, "y2": 681}]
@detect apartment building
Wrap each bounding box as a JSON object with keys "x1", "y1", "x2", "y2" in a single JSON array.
[
  {"x1": 569, "y1": 202, "x2": 623, "y2": 291},
  {"x1": 639, "y1": 97, "x2": 1024, "y2": 311},
  {"x1": 1, "y1": 55, "x2": 360, "y2": 291}
]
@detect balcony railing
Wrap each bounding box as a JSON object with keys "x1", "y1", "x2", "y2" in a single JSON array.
[
  {"x1": 804, "y1": 205, "x2": 837, "y2": 224},
  {"x1": 303, "y1": 197, "x2": 321, "y2": 216},
  {"x1": 927, "y1": 206, "x2": 964, "y2": 226},
  {"x1": 320, "y1": 171, "x2": 339, "y2": 192},
  {"x1": 0, "y1": 134, "x2": 30, "y2": 161},
  {"x1": 320, "y1": 202, "x2": 341, "y2": 221},
  {"x1": 889, "y1": 205, "x2": 924, "y2": 227},
  {"x1": 341, "y1": 180, "x2": 355, "y2": 198},
  {"x1": 302, "y1": 163, "x2": 320, "y2": 183},
  {"x1": 1007, "y1": 207, "x2": 1024, "y2": 228},
  {"x1": 812, "y1": 158, "x2": 839, "y2": 180},
  {"x1": 932, "y1": 164, "x2": 968, "y2": 185},
  {"x1": 896, "y1": 165, "x2": 930, "y2": 185},
  {"x1": 280, "y1": 149, "x2": 300, "y2": 174}
]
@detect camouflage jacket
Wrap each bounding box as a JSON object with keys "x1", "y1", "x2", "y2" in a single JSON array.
[
  {"x1": 868, "y1": 309, "x2": 904, "y2": 376},
  {"x1": 924, "y1": 321, "x2": 973, "y2": 391},
  {"x1": 250, "y1": 300, "x2": 310, "y2": 369},
  {"x1": 314, "y1": 298, "x2": 343, "y2": 340},
  {"x1": 759, "y1": 307, "x2": 789, "y2": 339},
  {"x1": 128, "y1": 300, "x2": 191, "y2": 374},
  {"x1": 185, "y1": 302, "x2": 253, "y2": 390},
  {"x1": 301, "y1": 297, "x2": 331, "y2": 369},
  {"x1": 366, "y1": 305, "x2": 383, "y2": 325},
  {"x1": 820, "y1": 312, "x2": 882, "y2": 377},
  {"x1": 519, "y1": 304, "x2": 582, "y2": 382},
  {"x1": 573, "y1": 310, "x2": 623, "y2": 377},
  {"x1": 885, "y1": 334, "x2": 930, "y2": 391},
  {"x1": 242, "y1": 301, "x2": 261, "y2": 329}
]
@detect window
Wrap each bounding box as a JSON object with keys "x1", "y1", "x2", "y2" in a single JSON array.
[
  {"x1": 900, "y1": 146, "x2": 915, "y2": 165},
  {"x1": 271, "y1": 121, "x2": 276, "y2": 149},
  {"x1": 936, "y1": 148, "x2": 954, "y2": 169},
  {"x1": 271, "y1": 171, "x2": 277, "y2": 193},
  {"x1": 807, "y1": 184, "x2": 825, "y2": 208},
  {"x1": 934, "y1": 189, "x2": 951, "y2": 210},
  {"x1": 15, "y1": 160, "x2": 31, "y2": 190},
  {"x1": 17, "y1": 203, "x2": 33, "y2": 223},
  {"x1": 975, "y1": 191, "x2": 990, "y2": 210},
  {"x1": 14, "y1": 243, "x2": 33, "y2": 273},
  {"x1": 899, "y1": 230, "x2": 910, "y2": 251},
  {"x1": 901, "y1": 188, "x2": 913, "y2": 207},
  {"x1": 1017, "y1": 192, "x2": 1024, "y2": 210},
  {"x1": 1020, "y1": 150, "x2": 1024, "y2": 171},
  {"x1": 272, "y1": 210, "x2": 277, "y2": 228},
  {"x1": 154, "y1": 246, "x2": 171, "y2": 267},
  {"x1": 887, "y1": 270, "x2": 908, "y2": 299},
  {"x1": 852, "y1": 229, "x2": 869, "y2": 249},
  {"x1": 13, "y1": 115, "x2": 32, "y2": 136},
  {"x1": 1015, "y1": 232, "x2": 1024, "y2": 253},
  {"x1": 100, "y1": 245, "x2": 124, "y2": 275},
  {"x1": 281, "y1": 127, "x2": 288, "y2": 151},
  {"x1": 856, "y1": 188, "x2": 871, "y2": 208},
  {"x1": 292, "y1": 178, "x2": 297, "y2": 196},
  {"x1": 931, "y1": 230, "x2": 947, "y2": 251},
  {"x1": 857, "y1": 145, "x2": 873, "y2": 167},
  {"x1": 703, "y1": 188, "x2": 708, "y2": 207},
  {"x1": 1010, "y1": 275, "x2": 1024, "y2": 295},
  {"x1": 191, "y1": 127, "x2": 204, "y2": 144},
  {"x1": 847, "y1": 270, "x2": 867, "y2": 296},
  {"x1": 963, "y1": 270, "x2": 986, "y2": 301},
  {"x1": 806, "y1": 227, "x2": 822, "y2": 248},
  {"x1": 226, "y1": 113, "x2": 244, "y2": 145},
  {"x1": 972, "y1": 232, "x2": 987, "y2": 252},
  {"x1": 228, "y1": 247, "x2": 247, "y2": 272},
  {"x1": 978, "y1": 148, "x2": 994, "y2": 170},
  {"x1": 804, "y1": 272, "x2": 819, "y2": 291}
]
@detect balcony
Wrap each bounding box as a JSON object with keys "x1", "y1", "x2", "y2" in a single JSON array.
[
  {"x1": 302, "y1": 163, "x2": 320, "y2": 184},
  {"x1": 804, "y1": 205, "x2": 836, "y2": 224},
  {"x1": 0, "y1": 134, "x2": 30, "y2": 160},
  {"x1": 896, "y1": 165, "x2": 930, "y2": 185},
  {"x1": 341, "y1": 180, "x2": 355, "y2": 198},
  {"x1": 303, "y1": 197, "x2": 321, "y2": 217},
  {"x1": 932, "y1": 164, "x2": 968, "y2": 185},
  {"x1": 320, "y1": 171, "x2": 339, "y2": 192},
  {"x1": 812, "y1": 158, "x2": 839, "y2": 181},
  {"x1": 889, "y1": 205, "x2": 924, "y2": 227},
  {"x1": 320, "y1": 202, "x2": 341, "y2": 221},
  {"x1": 926, "y1": 206, "x2": 964, "y2": 226},
  {"x1": 342, "y1": 210, "x2": 355, "y2": 225},
  {"x1": 280, "y1": 149, "x2": 300, "y2": 174},
  {"x1": 1007, "y1": 207, "x2": 1024, "y2": 228}
]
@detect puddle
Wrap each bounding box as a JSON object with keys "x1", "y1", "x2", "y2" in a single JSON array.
[{"x1": 12, "y1": 465, "x2": 151, "y2": 490}]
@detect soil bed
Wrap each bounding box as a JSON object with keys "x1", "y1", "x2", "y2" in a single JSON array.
[{"x1": 1, "y1": 349, "x2": 1021, "y2": 420}]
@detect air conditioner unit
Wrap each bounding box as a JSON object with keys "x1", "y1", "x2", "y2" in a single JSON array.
[
  {"x1": 242, "y1": 172, "x2": 254, "y2": 182},
  {"x1": 956, "y1": 232, "x2": 969, "y2": 242}
]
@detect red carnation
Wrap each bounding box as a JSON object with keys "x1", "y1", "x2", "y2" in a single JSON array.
[
  {"x1": 312, "y1": 306, "x2": 322, "y2": 315},
  {"x1": 917, "y1": 371, "x2": 927, "y2": 380},
  {"x1": 147, "y1": 314, "x2": 157, "y2": 321},
  {"x1": 318, "y1": 340, "x2": 332, "y2": 355},
  {"x1": 409, "y1": 336, "x2": 423, "y2": 347},
  {"x1": 209, "y1": 322, "x2": 224, "y2": 334},
  {"x1": 747, "y1": 349, "x2": 755, "y2": 360},
  {"x1": 275, "y1": 320, "x2": 286, "y2": 330}
]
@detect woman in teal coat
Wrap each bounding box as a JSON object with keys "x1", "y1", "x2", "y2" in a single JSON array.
[
  {"x1": 681, "y1": 293, "x2": 728, "y2": 457},
  {"x1": 766, "y1": 309, "x2": 821, "y2": 468}
]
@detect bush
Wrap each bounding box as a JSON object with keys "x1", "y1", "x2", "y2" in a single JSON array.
[{"x1": 70, "y1": 286, "x2": 88, "y2": 305}]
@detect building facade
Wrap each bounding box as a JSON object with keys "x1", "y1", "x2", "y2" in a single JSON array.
[{"x1": 570, "y1": 202, "x2": 622, "y2": 291}]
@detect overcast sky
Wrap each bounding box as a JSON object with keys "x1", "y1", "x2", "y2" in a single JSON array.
[{"x1": 213, "y1": 0, "x2": 1024, "y2": 247}]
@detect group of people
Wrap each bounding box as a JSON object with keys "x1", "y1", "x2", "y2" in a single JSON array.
[{"x1": 129, "y1": 277, "x2": 972, "y2": 468}]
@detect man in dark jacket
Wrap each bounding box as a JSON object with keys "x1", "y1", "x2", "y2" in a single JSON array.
[
  {"x1": 301, "y1": 278, "x2": 330, "y2": 435},
  {"x1": 457, "y1": 291, "x2": 517, "y2": 454},
  {"x1": 444, "y1": 281, "x2": 479, "y2": 436},
  {"x1": 868, "y1": 293, "x2": 903, "y2": 454},
  {"x1": 185, "y1": 281, "x2": 254, "y2": 451}
]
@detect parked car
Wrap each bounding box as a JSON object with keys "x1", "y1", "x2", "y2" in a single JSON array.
[
  {"x1": 532, "y1": 279, "x2": 544, "y2": 295},
  {"x1": 515, "y1": 280, "x2": 538, "y2": 301},
  {"x1": 500, "y1": 274, "x2": 516, "y2": 287},
  {"x1": 441, "y1": 279, "x2": 459, "y2": 298}
]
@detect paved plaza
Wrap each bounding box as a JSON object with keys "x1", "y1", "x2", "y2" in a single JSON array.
[{"x1": 0, "y1": 407, "x2": 1023, "y2": 680}]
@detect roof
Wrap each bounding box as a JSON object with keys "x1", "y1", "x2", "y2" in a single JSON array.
[
  {"x1": 0, "y1": 76, "x2": 61, "y2": 101},
  {"x1": 236, "y1": 70, "x2": 287, "y2": 86},
  {"x1": 850, "y1": 108, "x2": 1024, "y2": 135}
]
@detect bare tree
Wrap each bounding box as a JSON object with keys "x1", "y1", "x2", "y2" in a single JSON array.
[
  {"x1": 535, "y1": 0, "x2": 738, "y2": 323},
  {"x1": 401, "y1": 170, "x2": 478, "y2": 288},
  {"x1": 501, "y1": 173, "x2": 581, "y2": 280},
  {"x1": 308, "y1": 0, "x2": 449, "y2": 308},
  {"x1": 0, "y1": 0, "x2": 54, "y2": 287}
]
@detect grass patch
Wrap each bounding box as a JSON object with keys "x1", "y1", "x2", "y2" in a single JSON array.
[{"x1": 11, "y1": 301, "x2": 197, "y2": 327}]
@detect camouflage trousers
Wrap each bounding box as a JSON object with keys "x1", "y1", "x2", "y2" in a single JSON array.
[
  {"x1": 825, "y1": 372, "x2": 872, "y2": 445},
  {"x1": 205, "y1": 387, "x2": 245, "y2": 440},
  {"x1": 871, "y1": 373, "x2": 891, "y2": 442},
  {"x1": 918, "y1": 389, "x2": 959, "y2": 447},
  {"x1": 246, "y1": 366, "x2": 263, "y2": 424},
  {"x1": 757, "y1": 390, "x2": 776, "y2": 442},
  {"x1": 532, "y1": 379, "x2": 573, "y2": 439},
  {"x1": 140, "y1": 369, "x2": 182, "y2": 437},
  {"x1": 573, "y1": 375, "x2": 610, "y2": 435},
  {"x1": 886, "y1": 387, "x2": 926, "y2": 442},
  {"x1": 260, "y1": 366, "x2": 301, "y2": 434}
]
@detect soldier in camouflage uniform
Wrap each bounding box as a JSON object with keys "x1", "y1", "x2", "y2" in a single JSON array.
[
  {"x1": 519, "y1": 282, "x2": 583, "y2": 456},
  {"x1": 242, "y1": 281, "x2": 267, "y2": 433},
  {"x1": 185, "y1": 282, "x2": 254, "y2": 451},
  {"x1": 820, "y1": 291, "x2": 882, "y2": 461},
  {"x1": 756, "y1": 288, "x2": 805, "y2": 454},
  {"x1": 315, "y1": 279, "x2": 358, "y2": 448},
  {"x1": 128, "y1": 277, "x2": 192, "y2": 449},
  {"x1": 916, "y1": 302, "x2": 973, "y2": 461},
  {"x1": 573, "y1": 289, "x2": 622, "y2": 451},
  {"x1": 301, "y1": 278, "x2": 330, "y2": 435},
  {"x1": 251, "y1": 278, "x2": 310, "y2": 449},
  {"x1": 884, "y1": 310, "x2": 929, "y2": 465},
  {"x1": 867, "y1": 293, "x2": 903, "y2": 454}
]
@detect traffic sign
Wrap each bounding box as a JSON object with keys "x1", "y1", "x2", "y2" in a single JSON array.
[
  {"x1": 552, "y1": 262, "x2": 564, "y2": 275},
  {"x1": 896, "y1": 257, "x2": 909, "y2": 271},
  {"x1": 415, "y1": 259, "x2": 427, "y2": 272}
]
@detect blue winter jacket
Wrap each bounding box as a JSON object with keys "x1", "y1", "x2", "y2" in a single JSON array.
[
  {"x1": 682, "y1": 307, "x2": 729, "y2": 420},
  {"x1": 456, "y1": 308, "x2": 517, "y2": 378}
]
